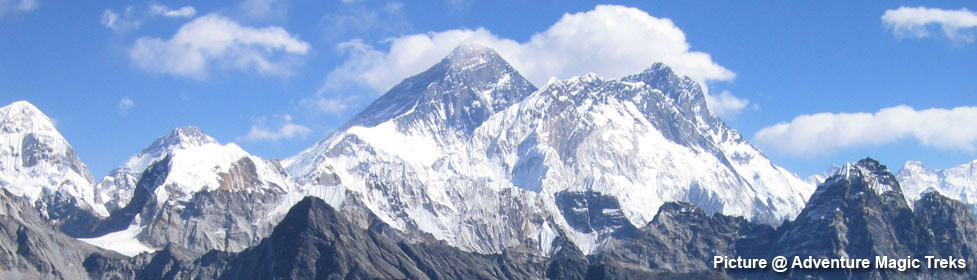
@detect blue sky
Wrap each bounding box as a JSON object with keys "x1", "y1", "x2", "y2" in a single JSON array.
[{"x1": 2, "y1": 0, "x2": 976, "y2": 179}]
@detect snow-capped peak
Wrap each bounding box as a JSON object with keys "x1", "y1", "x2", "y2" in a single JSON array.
[
  {"x1": 94, "y1": 126, "x2": 286, "y2": 212},
  {"x1": 901, "y1": 160, "x2": 929, "y2": 173},
  {"x1": 148, "y1": 126, "x2": 217, "y2": 149},
  {"x1": 285, "y1": 45, "x2": 815, "y2": 255},
  {"x1": 638, "y1": 62, "x2": 676, "y2": 78},
  {"x1": 338, "y1": 43, "x2": 536, "y2": 133},
  {"x1": 86, "y1": 126, "x2": 300, "y2": 255},
  {"x1": 1, "y1": 100, "x2": 58, "y2": 134},
  {"x1": 444, "y1": 42, "x2": 501, "y2": 69},
  {"x1": 0, "y1": 100, "x2": 104, "y2": 220},
  {"x1": 831, "y1": 158, "x2": 901, "y2": 195},
  {"x1": 897, "y1": 158, "x2": 977, "y2": 213}
]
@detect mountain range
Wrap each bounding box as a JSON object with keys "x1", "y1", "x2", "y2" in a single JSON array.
[{"x1": 2, "y1": 44, "x2": 976, "y2": 279}]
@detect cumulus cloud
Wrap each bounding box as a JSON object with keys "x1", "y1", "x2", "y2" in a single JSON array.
[
  {"x1": 243, "y1": 114, "x2": 312, "y2": 141},
  {"x1": 882, "y1": 6, "x2": 977, "y2": 43},
  {"x1": 101, "y1": 7, "x2": 140, "y2": 32},
  {"x1": 117, "y1": 97, "x2": 135, "y2": 113},
  {"x1": 149, "y1": 4, "x2": 195, "y2": 18},
  {"x1": 705, "y1": 90, "x2": 751, "y2": 117},
  {"x1": 129, "y1": 14, "x2": 310, "y2": 78},
  {"x1": 323, "y1": 5, "x2": 743, "y2": 114},
  {"x1": 754, "y1": 105, "x2": 977, "y2": 156},
  {"x1": 0, "y1": 0, "x2": 37, "y2": 17}
]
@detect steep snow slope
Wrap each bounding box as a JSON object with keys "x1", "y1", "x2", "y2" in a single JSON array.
[
  {"x1": 286, "y1": 44, "x2": 549, "y2": 253},
  {"x1": 898, "y1": 160, "x2": 977, "y2": 211},
  {"x1": 474, "y1": 67, "x2": 814, "y2": 250},
  {"x1": 286, "y1": 44, "x2": 814, "y2": 254},
  {"x1": 84, "y1": 127, "x2": 299, "y2": 255},
  {"x1": 94, "y1": 126, "x2": 220, "y2": 212},
  {"x1": 0, "y1": 101, "x2": 105, "y2": 221}
]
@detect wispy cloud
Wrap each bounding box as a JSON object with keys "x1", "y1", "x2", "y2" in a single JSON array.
[
  {"x1": 102, "y1": 4, "x2": 198, "y2": 33},
  {"x1": 128, "y1": 13, "x2": 310, "y2": 79},
  {"x1": 101, "y1": 7, "x2": 140, "y2": 32},
  {"x1": 149, "y1": 4, "x2": 196, "y2": 18},
  {"x1": 320, "y1": 1, "x2": 410, "y2": 42},
  {"x1": 754, "y1": 105, "x2": 977, "y2": 156},
  {"x1": 0, "y1": 0, "x2": 37, "y2": 17},
  {"x1": 242, "y1": 114, "x2": 312, "y2": 141},
  {"x1": 883, "y1": 6, "x2": 977, "y2": 43},
  {"x1": 322, "y1": 5, "x2": 742, "y2": 115},
  {"x1": 301, "y1": 93, "x2": 357, "y2": 115},
  {"x1": 117, "y1": 97, "x2": 135, "y2": 114}
]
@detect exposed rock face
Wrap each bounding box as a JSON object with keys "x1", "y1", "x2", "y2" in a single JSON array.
[
  {"x1": 61, "y1": 160, "x2": 977, "y2": 279},
  {"x1": 75, "y1": 127, "x2": 301, "y2": 256},
  {"x1": 285, "y1": 44, "x2": 550, "y2": 254},
  {"x1": 285, "y1": 45, "x2": 813, "y2": 255},
  {"x1": 79, "y1": 196, "x2": 734, "y2": 280},
  {"x1": 752, "y1": 158, "x2": 977, "y2": 279},
  {"x1": 217, "y1": 197, "x2": 539, "y2": 279},
  {"x1": 94, "y1": 126, "x2": 220, "y2": 214},
  {"x1": 554, "y1": 190, "x2": 637, "y2": 239},
  {"x1": 0, "y1": 188, "x2": 123, "y2": 279},
  {"x1": 565, "y1": 158, "x2": 977, "y2": 279},
  {"x1": 590, "y1": 201, "x2": 775, "y2": 274}
]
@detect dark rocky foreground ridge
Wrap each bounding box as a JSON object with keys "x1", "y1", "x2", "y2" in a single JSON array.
[
  {"x1": 3, "y1": 158, "x2": 977, "y2": 279},
  {"x1": 79, "y1": 196, "x2": 731, "y2": 280}
]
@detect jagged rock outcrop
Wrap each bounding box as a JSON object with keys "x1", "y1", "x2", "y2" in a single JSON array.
[
  {"x1": 75, "y1": 127, "x2": 300, "y2": 256},
  {"x1": 0, "y1": 188, "x2": 124, "y2": 279},
  {"x1": 752, "y1": 158, "x2": 977, "y2": 279},
  {"x1": 81, "y1": 196, "x2": 733, "y2": 280}
]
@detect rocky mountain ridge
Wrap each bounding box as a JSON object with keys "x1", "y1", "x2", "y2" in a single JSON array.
[{"x1": 284, "y1": 44, "x2": 815, "y2": 254}]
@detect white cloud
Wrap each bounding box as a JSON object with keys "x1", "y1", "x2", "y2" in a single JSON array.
[
  {"x1": 323, "y1": 5, "x2": 739, "y2": 112},
  {"x1": 0, "y1": 0, "x2": 37, "y2": 17},
  {"x1": 117, "y1": 97, "x2": 135, "y2": 113},
  {"x1": 301, "y1": 93, "x2": 356, "y2": 115},
  {"x1": 243, "y1": 114, "x2": 312, "y2": 141},
  {"x1": 129, "y1": 14, "x2": 310, "y2": 78},
  {"x1": 882, "y1": 6, "x2": 977, "y2": 43},
  {"x1": 102, "y1": 4, "x2": 197, "y2": 33},
  {"x1": 101, "y1": 7, "x2": 140, "y2": 32},
  {"x1": 705, "y1": 90, "x2": 751, "y2": 118},
  {"x1": 754, "y1": 105, "x2": 977, "y2": 157},
  {"x1": 149, "y1": 4, "x2": 196, "y2": 18}
]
